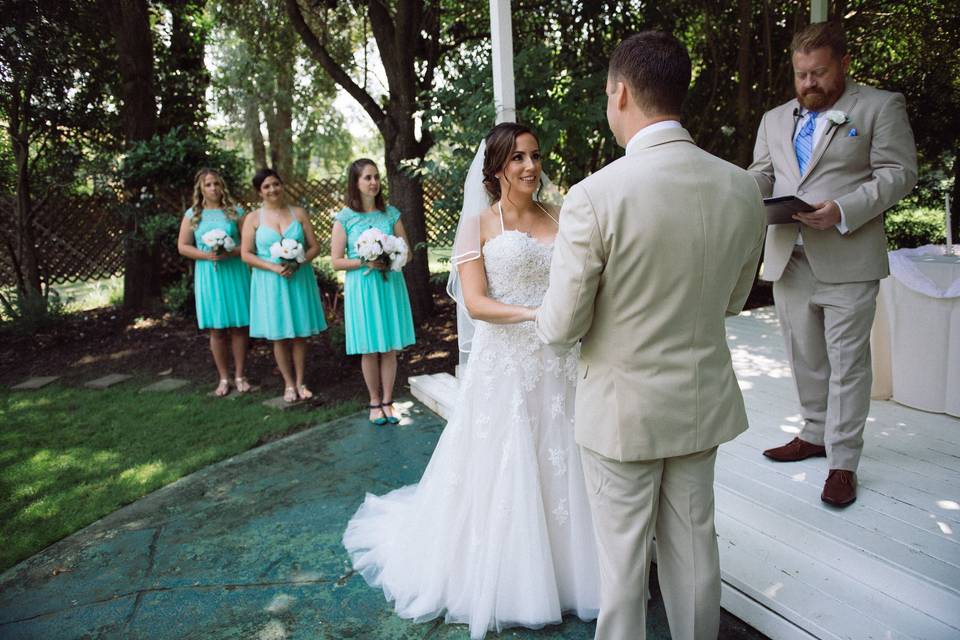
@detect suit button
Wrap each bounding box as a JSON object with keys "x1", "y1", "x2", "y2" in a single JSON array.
[{"x1": 797, "y1": 189, "x2": 805, "y2": 195}]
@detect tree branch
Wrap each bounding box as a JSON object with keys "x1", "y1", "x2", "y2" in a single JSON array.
[{"x1": 284, "y1": 0, "x2": 386, "y2": 130}]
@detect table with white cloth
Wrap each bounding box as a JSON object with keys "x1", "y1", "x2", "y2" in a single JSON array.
[{"x1": 870, "y1": 245, "x2": 960, "y2": 417}]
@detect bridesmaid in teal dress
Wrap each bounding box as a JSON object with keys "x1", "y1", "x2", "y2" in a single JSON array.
[
  {"x1": 331, "y1": 159, "x2": 416, "y2": 425},
  {"x1": 176, "y1": 168, "x2": 252, "y2": 397},
  {"x1": 241, "y1": 168, "x2": 327, "y2": 403}
]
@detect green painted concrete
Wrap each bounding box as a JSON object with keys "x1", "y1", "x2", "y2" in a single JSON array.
[{"x1": 0, "y1": 400, "x2": 765, "y2": 639}]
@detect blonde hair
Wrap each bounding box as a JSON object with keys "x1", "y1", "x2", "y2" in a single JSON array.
[{"x1": 190, "y1": 168, "x2": 240, "y2": 228}]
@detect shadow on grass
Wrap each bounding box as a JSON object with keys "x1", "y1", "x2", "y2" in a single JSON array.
[{"x1": 0, "y1": 379, "x2": 359, "y2": 573}]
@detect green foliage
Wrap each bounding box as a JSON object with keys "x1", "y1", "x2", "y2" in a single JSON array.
[
  {"x1": 121, "y1": 126, "x2": 246, "y2": 192},
  {"x1": 311, "y1": 258, "x2": 341, "y2": 299},
  {"x1": 0, "y1": 382, "x2": 357, "y2": 572},
  {"x1": 885, "y1": 207, "x2": 946, "y2": 250},
  {"x1": 155, "y1": 0, "x2": 213, "y2": 134},
  {"x1": 0, "y1": 287, "x2": 66, "y2": 333},
  {"x1": 325, "y1": 321, "x2": 346, "y2": 354},
  {"x1": 117, "y1": 127, "x2": 246, "y2": 270},
  {"x1": 162, "y1": 272, "x2": 195, "y2": 315},
  {"x1": 208, "y1": 0, "x2": 352, "y2": 179}
]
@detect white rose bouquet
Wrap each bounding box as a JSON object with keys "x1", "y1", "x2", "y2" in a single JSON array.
[
  {"x1": 200, "y1": 228, "x2": 236, "y2": 271},
  {"x1": 355, "y1": 228, "x2": 409, "y2": 281},
  {"x1": 269, "y1": 238, "x2": 306, "y2": 275}
]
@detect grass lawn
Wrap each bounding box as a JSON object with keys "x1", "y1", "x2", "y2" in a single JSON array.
[{"x1": 0, "y1": 379, "x2": 359, "y2": 573}]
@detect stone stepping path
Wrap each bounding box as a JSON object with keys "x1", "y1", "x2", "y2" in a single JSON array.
[
  {"x1": 9, "y1": 374, "x2": 302, "y2": 412},
  {"x1": 139, "y1": 378, "x2": 190, "y2": 393},
  {"x1": 84, "y1": 374, "x2": 132, "y2": 389},
  {"x1": 10, "y1": 376, "x2": 60, "y2": 390},
  {"x1": 207, "y1": 383, "x2": 263, "y2": 398},
  {"x1": 262, "y1": 395, "x2": 306, "y2": 410}
]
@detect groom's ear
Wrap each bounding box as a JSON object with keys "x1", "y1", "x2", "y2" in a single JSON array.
[{"x1": 609, "y1": 79, "x2": 629, "y2": 111}]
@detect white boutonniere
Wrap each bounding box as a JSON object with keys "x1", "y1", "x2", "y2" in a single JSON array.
[{"x1": 824, "y1": 110, "x2": 849, "y2": 126}]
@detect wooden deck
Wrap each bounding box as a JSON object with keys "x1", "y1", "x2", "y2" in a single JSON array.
[{"x1": 409, "y1": 307, "x2": 960, "y2": 640}]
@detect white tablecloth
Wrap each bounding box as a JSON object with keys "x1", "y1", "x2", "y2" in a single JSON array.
[{"x1": 871, "y1": 245, "x2": 960, "y2": 417}]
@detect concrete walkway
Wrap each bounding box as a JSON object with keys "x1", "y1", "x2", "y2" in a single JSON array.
[{"x1": 0, "y1": 400, "x2": 763, "y2": 639}]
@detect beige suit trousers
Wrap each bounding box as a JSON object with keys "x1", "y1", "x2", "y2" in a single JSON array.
[
  {"x1": 581, "y1": 445, "x2": 721, "y2": 640},
  {"x1": 773, "y1": 248, "x2": 879, "y2": 471}
]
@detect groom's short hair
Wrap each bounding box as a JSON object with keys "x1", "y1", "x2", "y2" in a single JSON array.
[{"x1": 609, "y1": 31, "x2": 690, "y2": 115}]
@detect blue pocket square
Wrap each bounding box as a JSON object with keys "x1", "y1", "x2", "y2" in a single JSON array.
[{"x1": 848, "y1": 128, "x2": 858, "y2": 137}]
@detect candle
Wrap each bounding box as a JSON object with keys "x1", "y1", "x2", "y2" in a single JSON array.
[{"x1": 948, "y1": 193, "x2": 954, "y2": 256}]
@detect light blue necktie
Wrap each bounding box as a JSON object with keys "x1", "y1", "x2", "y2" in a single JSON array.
[{"x1": 794, "y1": 111, "x2": 818, "y2": 175}]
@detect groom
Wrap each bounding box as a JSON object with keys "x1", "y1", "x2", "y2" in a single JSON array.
[{"x1": 535, "y1": 32, "x2": 765, "y2": 639}]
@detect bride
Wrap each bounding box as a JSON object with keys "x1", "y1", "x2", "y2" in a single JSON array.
[{"x1": 342, "y1": 122, "x2": 600, "y2": 638}]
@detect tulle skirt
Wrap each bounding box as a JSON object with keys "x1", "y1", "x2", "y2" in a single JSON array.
[{"x1": 343, "y1": 321, "x2": 600, "y2": 638}]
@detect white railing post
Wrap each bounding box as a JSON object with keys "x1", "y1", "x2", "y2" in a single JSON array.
[
  {"x1": 489, "y1": 0, "x2": 516, "y2": 124},
  {"x1": 811, "y1": 0, "x2": 829, "y2": 23}
]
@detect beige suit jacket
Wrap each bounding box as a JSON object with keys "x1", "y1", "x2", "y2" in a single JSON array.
[
  {"x1": 536, "y1": 127, "x2": 766, "y2": 462},
  {"x1": 748, "y1": 79, "x2": 918, "y2": 283}
]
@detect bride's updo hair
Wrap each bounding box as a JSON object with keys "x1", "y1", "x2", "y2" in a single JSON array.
[{"x1": 482, "y1": 122, "x2": 540, "y2": 202}]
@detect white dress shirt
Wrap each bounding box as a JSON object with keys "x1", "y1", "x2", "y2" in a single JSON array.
[{"x1": 624, "y1": 120, "x2": 683, "y2": 156}]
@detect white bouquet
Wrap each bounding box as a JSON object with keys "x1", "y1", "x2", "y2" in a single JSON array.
[
  {"x1": 269, "y1": 238, "x2": 306, "y2": 273},
  {"x1": 200, "y1": 228, "x2": 236, "y2": 270},
  {"x1": 355, "y1": 228, "x2": 408, "y2": 280}
]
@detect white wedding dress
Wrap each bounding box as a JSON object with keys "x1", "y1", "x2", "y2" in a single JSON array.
[{"x1": 342, "y1": 223, "x2": 600, "y2": 638}]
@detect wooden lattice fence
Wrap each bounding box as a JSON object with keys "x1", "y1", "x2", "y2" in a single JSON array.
[{"x1": 0, "y1": 177, "x2": 461, "y2": 288}]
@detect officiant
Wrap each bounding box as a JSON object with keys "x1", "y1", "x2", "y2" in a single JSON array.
[{"x1": 748, "y1": 21, "x2": 917, "y2": 507}]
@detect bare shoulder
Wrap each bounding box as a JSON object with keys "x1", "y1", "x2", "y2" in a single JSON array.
[
  {"x1": 478, "y1": 206, "x2": 501, "y2": 243},
  {"x1": 292, "y1": 206, "x2": 310, "y2": 223}
]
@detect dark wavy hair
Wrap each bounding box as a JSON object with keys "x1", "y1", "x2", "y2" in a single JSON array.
[
  {"x1": 252, "y1": 167, "x2": 283, "y2": 193},
  {"x1": 481, "y1": 122, "x2": 541, "y2": 202},
  {"x1": 345, "y1": 158, "x2": 387, "y2": 212}
]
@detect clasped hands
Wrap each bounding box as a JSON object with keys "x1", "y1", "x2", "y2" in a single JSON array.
[
  {"x1": 793, "y1": 200, "x2": 841, "y2": 231},
  {"x1": 363, "y1": 257, "x2": 390, "y2": 275},
  {"x1": 273, "y1": 261, "x2": 300, "y2": 278}
]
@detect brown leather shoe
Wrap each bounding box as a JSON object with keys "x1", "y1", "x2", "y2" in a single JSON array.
[
  {"x1": 762, "y1": 437, "x2": 826, "y2": 462},
  {"x1": 821, "y1": 469, "x2": 857, "y2": 507}
]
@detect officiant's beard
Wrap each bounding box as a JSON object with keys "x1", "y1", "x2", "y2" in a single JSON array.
[{"x1": 797, "y1": 76, "x2": 844, "y2": 111}]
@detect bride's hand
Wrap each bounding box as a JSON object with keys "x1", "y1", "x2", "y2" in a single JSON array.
[{"x1": 521, "y1": 307, "x2": 538, "y2": 323}]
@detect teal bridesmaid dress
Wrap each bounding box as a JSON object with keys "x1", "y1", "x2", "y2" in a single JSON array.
[
  {"x1": 187, "y1": 207, "x2": 251, "y2": 330},
  {"x1": 336, "y1": 206, "x2": 416, "y2": 355},
  {"x1": 249, "y1": 209, "x2": 327, "y2": 340}
]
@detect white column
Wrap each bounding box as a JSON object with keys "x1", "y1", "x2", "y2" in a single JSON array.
[
  {"x1": 489, "y1": 0, "x2": 516, "y2": 124},
  {"x1": 810, "y1": 0, "x2": 829, "y2": 23}
]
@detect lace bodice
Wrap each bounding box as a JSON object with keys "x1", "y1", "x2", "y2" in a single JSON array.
[{"x1": 482, "y1": 230, "x2": 554, "y2": 307}]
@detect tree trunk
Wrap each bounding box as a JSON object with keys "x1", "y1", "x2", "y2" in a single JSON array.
[
  {"x1": 385, "y1": 135, "x2": 432, "y2": 324},
  {"x1": 735, "y1": 0, "x2": 753, "y2": 167},
  {"x1": 244, "y1": 93, "x2": 268, "y2": 170},
  {"x1": 107, "y1": 0, "x2": 160, "y2": 311},
  {"x1": 266, "y1": 53, "x2": 295, "y2": 180},
  {"x1": 284, "y1": 0, "x2": 434, "y2": 322},
  {"x1": 12, "y1": 129, "x2": 42, "y2": 306},
  {"x1": 159, "y1": 0, "x2": 210, "y2": 133}
]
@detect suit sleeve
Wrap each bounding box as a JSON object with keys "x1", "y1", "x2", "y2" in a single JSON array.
[
  {"x1": 834, "y1": 92, "x2": 918, "y2": 233},
  {"x1": 747, "y1": 112, "x2": 775, "y2": 198},
  {"x1": 535, "y1": 184, "x2": 605, "y2": 350},
  {"x1": 727, "y1": 193, "x2": 766, "y2": 317}
]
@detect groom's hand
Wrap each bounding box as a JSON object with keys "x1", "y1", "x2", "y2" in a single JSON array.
[{"x1": 793, "y1": 201, "x2": 841, "y2": 230}]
